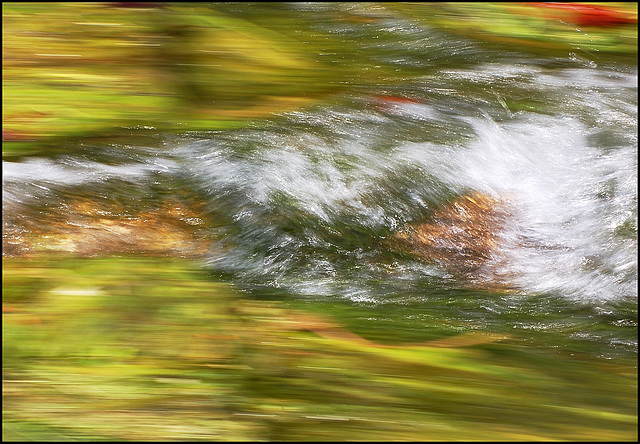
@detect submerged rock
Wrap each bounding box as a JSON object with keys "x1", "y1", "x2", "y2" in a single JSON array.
[
  {"x1": 393, "y1": 191, "x2": 511, "y2": 283},
  {"x1": 2, "y1": 197, "x2": 212, "y2": 258}
]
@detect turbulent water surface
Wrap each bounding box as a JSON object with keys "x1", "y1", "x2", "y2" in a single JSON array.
[{"x1": 3, "y1": 5, "x2": 637, "y2": 356}]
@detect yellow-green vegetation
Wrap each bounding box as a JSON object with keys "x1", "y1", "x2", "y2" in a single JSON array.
[
  {"x1": 391, "y1": 2, "x2": 638, "y2": 57},
  {"x1": 3, "y1": 257, "x2": 637, "y2": 441},
  {"x1": 2, "y1": 2, "x2": 345, "y2": 152},
  {"x1": 5, "y1": 2, "x2": 636, "y2": 158}
]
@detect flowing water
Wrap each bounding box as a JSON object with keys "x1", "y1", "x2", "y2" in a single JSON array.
[
  {"x1": 3, "y1": 5, "x2": 637, "y2": 355},
  {"x1": 3, "y1": 4, "x2": 638, "y2": 440}
]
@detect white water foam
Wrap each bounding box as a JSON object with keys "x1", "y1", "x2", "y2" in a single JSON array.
[
  {"x1": 3, "y1": 66, "x2": 635, "y2": 305},
  {"x1": 403, "y1": 114, "x2": 637, "y2": 302},
  {"x1": 2, "y1": 157, "x2": 177, "y2": 206},
  {"x1": 179, "y1": 103, "x2": 636, "y2": 303}
]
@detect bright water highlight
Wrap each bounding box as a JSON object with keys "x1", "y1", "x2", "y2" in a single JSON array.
[
  {"x1": 169, "y1": 67, "x2": 637, "y2": 306},
  {"x1": 4, "y1": 66, "x2": 637, "y2": 307}
]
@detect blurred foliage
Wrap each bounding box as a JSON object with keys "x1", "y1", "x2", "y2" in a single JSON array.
[
  {"x1": 391, "y1": 2, "x2": 637, "y2": 56},
  {"x1": 5, "y1": 2, "x2": 636, "y2": 158},
  {"x1": 3, "y1": 257, "x2": 637, "y2": 441},
  {"x1": 2, "y1": 2, "x2": 368, "y2": 152}
]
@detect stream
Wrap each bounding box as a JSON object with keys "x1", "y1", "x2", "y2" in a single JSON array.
[
  {"x1": 3, "y1": 4, "x2": 638, "y2": 440},
  {"x1": 3, "y1": 2, "x2": 637, "y2": 369}
]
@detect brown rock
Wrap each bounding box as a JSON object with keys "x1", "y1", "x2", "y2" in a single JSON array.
[
  {"x1": 393, "y1": 192, "x2": 510, "y2": 279},
  {"x1": 2, "y1": 197, "x2": 212, "y2": 258}
]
